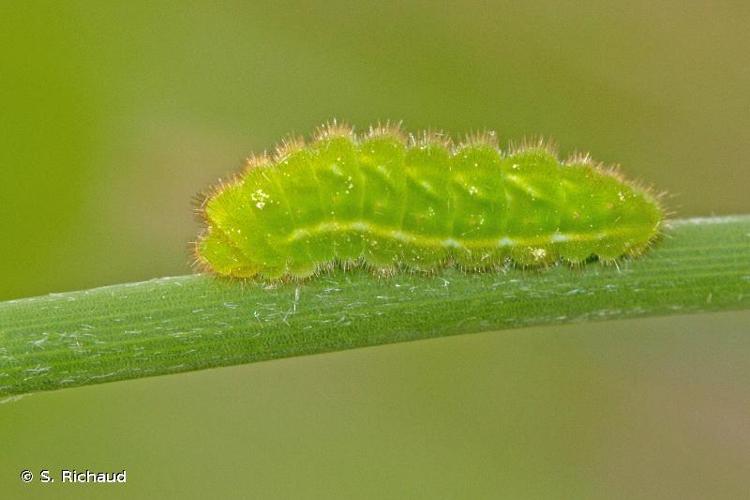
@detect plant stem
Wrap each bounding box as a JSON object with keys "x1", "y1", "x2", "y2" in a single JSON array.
[{"x1": 1, "y1": 215, "x2": 749, "y2": 396}]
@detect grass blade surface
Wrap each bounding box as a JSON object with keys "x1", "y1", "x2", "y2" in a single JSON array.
[{"x1": 1, "y1": 216, "x2": 749, "y2": 396}]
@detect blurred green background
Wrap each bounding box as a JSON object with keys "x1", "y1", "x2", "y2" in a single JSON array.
[{"x1": 1, "y1": 1, "x2": 749, "y2": 498}]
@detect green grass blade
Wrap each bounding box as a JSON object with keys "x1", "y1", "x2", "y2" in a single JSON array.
[{"x1": 1, "y1": 215, "x2": 749, "y2": 396}]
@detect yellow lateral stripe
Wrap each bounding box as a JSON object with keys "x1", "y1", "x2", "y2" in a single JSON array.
[{"x1": 287, "y1": 221, "x2": 651, "y2": 249}]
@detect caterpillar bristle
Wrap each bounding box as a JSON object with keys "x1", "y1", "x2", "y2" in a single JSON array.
[
  {"x1": 244, "y1": 152, "x2": 272, "y2": 171},
  {"x1": 193, "y1": 174, "x2": 241, "y2": 223},
  {"x1": 410, "y1": 129, "x2": 453, "y2": 149},
  {"x1": 273, "y1": 135, "x2": 306, "y2": 162},
  {"x1": 190, "y1": 191, "x2": 210, "y2": 222},
  {"x1": 366, "y1": 120, "x2": 407, "y2": 143},
  {"x1": 313, "y1": 119, "x2": 354, "y2": 142},
  {"x1": 189, "y1": 235, "x2": 211, "y2": 274},
  {"x1": 508, "y1": 135, "x2": 558, "y2": 156},
  {"x1": 563, "y1": 152, "x2": 593, "y2": 165},
  {"x1": 461, "y1": 130, "x2": 499, "y2": 149},
  {"x1": 373, "y1": 266, "x2": 397, "y2": 279}
]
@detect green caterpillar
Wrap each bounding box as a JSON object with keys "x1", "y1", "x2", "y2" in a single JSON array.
[{"x1": 196, "y1": 122, "x2": 663, "y2": 280}]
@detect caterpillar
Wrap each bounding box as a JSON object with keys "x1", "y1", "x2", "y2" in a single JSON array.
[{"x1": 195, "y1": 122, "x2": 663, "y2": 280}]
